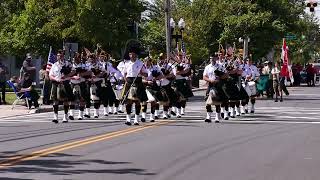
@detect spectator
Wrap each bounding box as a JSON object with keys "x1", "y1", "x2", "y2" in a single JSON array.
[
  {"x1": 20, "y1": 53, "x2": 36, "y2": 82},
  {"x1": 12, "y1": 73, "x2": 39, "y2": 109},
  {"x1": 39, "y1": 64, "x2": 51, "y2": 105},
  {"x1": 306, "y1": 64, "x2": 316, "y2": 87},
  {"x1": 0, "y1": 61, "x2": 8, "y2": 105},
  {"x1": 271, "y1": 62, "x2": 282, "y2": 102},
  {"x1": 280, "y1": 63, "x2": 290, "y2": 96},
  {"x1": 262, "y1": 61, "x2": 273, "y2": 98}
]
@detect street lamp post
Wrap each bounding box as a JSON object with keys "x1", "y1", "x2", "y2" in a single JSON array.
[
  {"x1": 165, "y1": 0, "x2": 171, "y2": 62},
  {"x1": 239, "y1": 37, "x2": 250, "y2": 59},
  {"x1": 170, "y1": 18, "x2": 185, "y2": 53}
]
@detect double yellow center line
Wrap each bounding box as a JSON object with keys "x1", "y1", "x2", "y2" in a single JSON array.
[{"x1": 0, "y1": 121, "x2": 170, "y2": 169}]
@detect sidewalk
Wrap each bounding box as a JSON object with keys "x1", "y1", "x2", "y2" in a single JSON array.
[
  {"x1": 0, "y1": 81, "x2": 208, "y2": 119},
  {"x1": 0, "y1": 104, "x2": 54, "y2": 119}
]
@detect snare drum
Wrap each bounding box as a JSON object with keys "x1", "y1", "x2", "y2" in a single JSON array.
[{"x1": 247, "y1": 81, "x2": 257, "y2": 97}]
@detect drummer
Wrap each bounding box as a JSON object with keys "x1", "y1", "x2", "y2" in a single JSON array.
[{"x1": 243, "y1": 58, "x2": 260, "y2": 113}]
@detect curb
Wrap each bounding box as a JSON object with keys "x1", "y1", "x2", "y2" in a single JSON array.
[{"x1": 29, "y1": 106, "x2": 63, "y2": 114}]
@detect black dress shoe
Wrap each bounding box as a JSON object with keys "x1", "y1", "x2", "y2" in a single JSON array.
[
  {"x1": 78, "y1": 118, "x2": 83, "y2": 120},
  {"x1": 150, "y1": 120, "x2": 155, "y2": 122},
  {"x1": 275, "y1": 99, "x2": 278, "y2": 102},
  {"x1": 163, "y1": 117, "x2": 168, "y2": 119},
  {"x1": 224, "y1": 117, "x2": 229, "y2": 120},
  {"x1": 177, "y1": 115, "x2": 181, "y2": 118},
  {"x1": 114, "y1": 112, "x2": 118, "y2": 115},
  {"x1": 170, "y1": 111, "x2": 176, "y2": 116},
  {"x1": 94, "y1": 116, "x2": 99, "y2": 119},
  {"x1": 118, "y1": 110, "x2": 124, "y2": 113},
  {"x1": 205, "y1": 119, "x2": 212, "y2": 123},
  {"x1": 141, "y1": 118, "x2": 146, "y2": 122},
  {"x1": 108, "y1": 112, "x2": 113, "y2": 115},
  {"x1": 230, "y1": 116, "x2": 235, "y2": 118},
  {"x1": 155, "y1": 116, "x2": 159, "y2": 119},
  {"x1": 134, "y1": 122, "x2": 139, "y2": 126},
  {"x1": 280, "y1": 99, "x2": 283, "y2": 102},
  {"x1": 84, "y1": 114, "x2": 90, "y2": 118},
  {"x1": 52, "y1": 120, "x2": 58, "y2": 124},
  {"x1": 69, "y1": 116, "x2": 74, "y2": 120},
  {"x1": 125, "y1": 121, "x2": 132, "y2": 126},
  {"x1": 245, "y1": 110, "x2": 249, "y2": 114},
  {"x1": 215, "y1": 120, "x2": 220, "y2": 123},
  {"x1": 250, "y1": 110, "x2": 255, "y2": 114}
]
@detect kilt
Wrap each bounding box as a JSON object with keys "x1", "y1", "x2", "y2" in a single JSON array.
[
  {"x1": 221, "y1": 78, "x2": 240, "y2": 102},
  {"x1": 123, "y1": 77, "x2": 148, "y2": 102},
  {"x1": 91, "y1": 80, "x2": 103, "y2": 101},
  {"x1": 214, "y1": 81, "x2": 230, "y2": 102},
  {"x1": 239, "y1": 85, "x2": 249, "y2": 100},
  {"x1": 146, "y1": 84, "x2": 168, "y2": 103},
  {"x1": 172, "y1": 79, "x2": 194, "y2": 99},
  {"x1": 71, "y1": 82, "x2": 87, "y2": 101},
  {"x1": 205, "y1": 85, "x2": 222, "y2": 105},
  {"x1": 161, "y1": 84, "x2": 177, "y2": 104},
  {"x1": 100, "y1": 80, "x2": 116, "y2": 103},
  {"x1": 51, "y1": 81, "x2": 74, "y2": 102}
]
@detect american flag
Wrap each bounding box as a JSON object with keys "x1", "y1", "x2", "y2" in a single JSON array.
[{"x1": 46, "y1": 46, "x2": 56, "y2": 72}]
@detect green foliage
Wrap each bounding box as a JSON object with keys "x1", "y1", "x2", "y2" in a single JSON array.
[
  {"x1": 0, "y1": 0, "x2": 145, "y2": 58},
  {"x1": 141, "y1": 0, "x2": 318, "y2": 65}
]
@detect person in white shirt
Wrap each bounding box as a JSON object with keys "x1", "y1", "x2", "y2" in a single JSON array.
[
  {"x1": 49, "y1": 50, "x2": 75, "y2": 123},
  {"x1": 99, "y1": 52, "x2": 117, "y2": 116},
  {"x1": 203, "y1": 56, "x2": 224, "y2": 123},
  {"x1": 142, "y1": 58, "x2": 164, "y2": 122},
  {"x1": 243, "y1": 58, "x2": 260, "y2": 113},
  {"x1": 69, "y1": 53, "x2": 87, "y2": 120},
  {"x1": 84, "y1": 54, "x2": 107, "y2": 118},
  {"x1": 123, "y1": 48, "x2": 148, "y2": 126},
  {"x1": 159, "y1": 57, "x2": 177, "y2": 119},
  {"x1": 271, "y1": 61, "x2": 282, "y2": 102},
  {"x1": 110, "y1": 59, "x2": 125, "y2": 114},
  {"x1": 172, "y1": 54, "x2": 194, "y2": 118}
]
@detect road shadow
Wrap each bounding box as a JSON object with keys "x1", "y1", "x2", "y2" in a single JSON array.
[{"x1": 0, "y1": 153, "x2": 156, "y2": 176}]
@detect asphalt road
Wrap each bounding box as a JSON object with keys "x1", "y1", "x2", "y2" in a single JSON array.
[{"x1": 0, "y1": 86, "x2": 320, "y2": 180}]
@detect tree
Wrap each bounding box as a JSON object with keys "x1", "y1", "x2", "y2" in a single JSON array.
[{"x1": 0, "y1": 0, "x2": 146, "y2": 58}]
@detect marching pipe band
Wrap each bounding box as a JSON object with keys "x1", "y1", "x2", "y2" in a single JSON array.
[
  {"x1": 48, "y1": 42, "x2": 259, "y2": 125},
  {"x1": 204, "y1": 45, "x2": 260, "y2": 123}
]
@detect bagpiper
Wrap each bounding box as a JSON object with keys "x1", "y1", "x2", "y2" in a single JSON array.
[
  {"x1": 49, "y1": 50, "x2": 75, "y2": 123},
  {"x1": 203, "y1": 55, "x2": 225, "y2": 123},
  {"x1": 122, "y1": 47, "x2": 148, "y2": 126},
  {"x1": 69, "y1": 52, "x2": 87, "y2": 120},
  {"x1": 172, "y1": 53, "x2": 194, "y2": 118},
  {"x1": 85, "y1": 54, "x2": 107, "y2": 118}
]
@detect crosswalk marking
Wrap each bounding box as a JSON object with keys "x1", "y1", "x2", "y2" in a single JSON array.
[{"x1": 0, "y1": 105, "x2": 319, "y2": 124}]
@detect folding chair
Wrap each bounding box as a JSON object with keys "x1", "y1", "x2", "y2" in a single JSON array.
[{"x1": 6, "y1": 80, "x2": 31, "y2": 110}]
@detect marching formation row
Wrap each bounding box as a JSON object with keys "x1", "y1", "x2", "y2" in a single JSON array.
[
  {"x1": 48, "y1": 47, "x2": 194, "y2": 125},
  {"x1": 48, "y1": 46, "x2": 261, "y2": 125}
]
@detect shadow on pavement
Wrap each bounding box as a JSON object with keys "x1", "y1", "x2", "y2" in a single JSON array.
[{"x1": 0, "y1": 153, "x2": 156, "y2": 176}]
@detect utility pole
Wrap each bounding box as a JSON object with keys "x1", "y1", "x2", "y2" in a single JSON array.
[
  {"x1": 165, "y1": 0, "x2": 171, "y2": 62},
  {"x1": 244, "y1": 37, "x2": 249, "y2": 59}
]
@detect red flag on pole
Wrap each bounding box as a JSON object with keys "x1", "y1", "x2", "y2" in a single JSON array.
[{"x1": 280, "y1": 38, "x2": 289, "y2": 77}]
